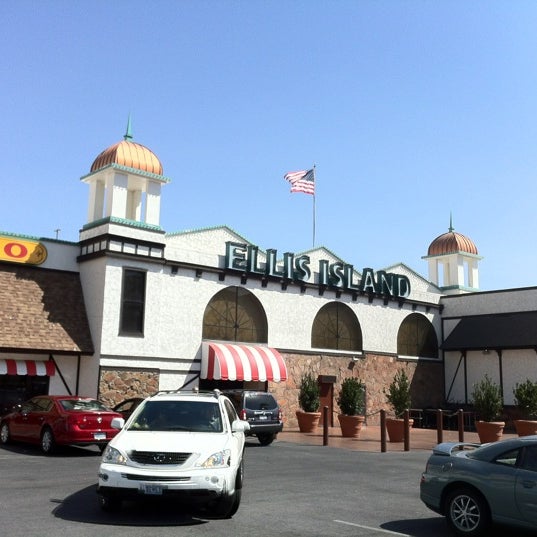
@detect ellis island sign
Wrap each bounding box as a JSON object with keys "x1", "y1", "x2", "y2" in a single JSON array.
[{"x1": 225, "y1": 242, "x2": 411, "y2": 298}]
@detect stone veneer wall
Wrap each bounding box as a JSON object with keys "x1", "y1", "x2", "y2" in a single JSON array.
[
  {"x1": 99, "y1": 368, "x2": 160, "y2": 408},
  {"x1": 269, "y1": 352, "x2": 444, "y2": 427}
]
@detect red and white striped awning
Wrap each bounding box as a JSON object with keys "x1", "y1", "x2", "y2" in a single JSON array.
[
  {"x1": 0, "y1": 359, "x2": 56, "y2": 376},
  {"x1": 201, "y1": 342, "x2": 287, "y2": 382}
]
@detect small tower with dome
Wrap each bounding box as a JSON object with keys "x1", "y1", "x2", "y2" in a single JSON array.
[
  {"x1": 80, "y1": 118, "x2": 170, "y2": 230},
  {"x1": 422, "y1": 215, "x2": 482, "y2": 295}
]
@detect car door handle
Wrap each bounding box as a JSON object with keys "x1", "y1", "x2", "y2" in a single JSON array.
[{"x1": 522, "y1": 480, "x2": 536, "y2": 488}]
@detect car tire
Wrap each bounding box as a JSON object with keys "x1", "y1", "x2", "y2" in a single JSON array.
[
  {"x1": 446, "y1": 487, "x2": 490, "y2": 537},
  {"x1": 40, "y1": 427, "x2": 56, "y2": 455},
  {"x1": 0, "y1": 422, "x2": 10, "y2": 444},
  {"x1": 99, "y1": 494, "x2": 122, "y2": 512},
  {"x1": 257, "y1": 433, "x2": 275, "y2": 446},
  {"x1": 212, "y1": 459, "x2": 243, "y2": 519}
]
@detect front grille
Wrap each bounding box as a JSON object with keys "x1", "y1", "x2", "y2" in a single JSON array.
[
  {"x1": 130, "y1": 451, "x2": 191, "y2": 465},
  {"x1": 121, "y1": 473, "x2": 190, "y2": 482}
]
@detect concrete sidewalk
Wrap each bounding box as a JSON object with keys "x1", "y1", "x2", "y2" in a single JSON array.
[{"x1": 275, "y1": 425, "x2": 517, "y2": 452}]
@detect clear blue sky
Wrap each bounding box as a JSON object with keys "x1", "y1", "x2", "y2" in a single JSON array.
[{"x1": 2, "y1": 1, "x2": 537, "y2": 292}]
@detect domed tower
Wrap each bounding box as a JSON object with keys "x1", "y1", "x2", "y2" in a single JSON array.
[
  {"x1": 422, "y1": 215, "x2": 482, "y2": 295},
  {"x1": 80, "y1": 118, "x2": 170, "y2": 229}
]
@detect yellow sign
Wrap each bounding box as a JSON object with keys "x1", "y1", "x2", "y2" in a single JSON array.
[{"x1": 0, "y1": 237, "x2": 48, "y2": 265}]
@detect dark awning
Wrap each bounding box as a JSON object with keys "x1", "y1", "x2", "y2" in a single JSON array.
[
  {"x1": 201, "y1": 342, "x2": 287, "y2": 382},
  {"x1": 442, "y1": 311, "x2": 537, "y2": 351}
]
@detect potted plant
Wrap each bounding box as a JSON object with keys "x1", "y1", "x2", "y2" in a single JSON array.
[
  {"x1": 384, "y1": 369, "x2": 413, "y2": 442},
  {"x1": 296, "y1": 372, "x2": 321, "y2": 433},
  {"x1": 471, "y1": 374, "x2": 504, "y2": 443},
  {"x1": 336, "y1": 377, "x2": 366, "y2": 438},
  {"x1": 513, "y1": 379, "x2": 537, "y2": 436}
]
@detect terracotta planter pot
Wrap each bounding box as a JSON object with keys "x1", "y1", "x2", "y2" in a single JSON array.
[
  {"x1": 475, "y1": 421, "x2": 504, "y2": 443},
  {"x1": 338, "y1": 414, "x2": 365, "y2": 438},
  {"x1": 514, "y1": 419, "x2": 537, "y2": 437},
  {"x1": 385, "y1": 417, "x2": 414, "y2": 443},
  {"x1": 296, "y1": 410, "x2": 321, "y2": 433}
]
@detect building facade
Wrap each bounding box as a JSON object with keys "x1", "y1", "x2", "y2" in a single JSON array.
[{"x1": 1, "y1": 130, "x2": 534, "y2": 427}]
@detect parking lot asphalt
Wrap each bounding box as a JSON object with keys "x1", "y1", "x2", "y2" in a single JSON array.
[{"x1": 276, "y1": 424, "x2": 518, "y2": 452}]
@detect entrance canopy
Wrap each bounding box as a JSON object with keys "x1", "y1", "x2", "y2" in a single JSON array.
[
  {"x1": 201, "y1": 342, "x2": 287, "y2": 382},
  {"x1": 0, "y1": 359, "x2": 56, "y2": 376},
  {"x1": 442, "y1": 312, "x2": 537, "y2": 351}
]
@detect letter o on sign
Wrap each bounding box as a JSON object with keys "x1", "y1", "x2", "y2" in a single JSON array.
[{"x1": 4, "y1": 242, "x2": 28, "y2": 259}]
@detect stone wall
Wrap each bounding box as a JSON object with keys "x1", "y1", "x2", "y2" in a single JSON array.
[
  {"x1": 269, "y1": 352, "x2": 444, "y2": 427},
  {"x1": 98, "y1": 368, "x2": 160, "y2": 408}
]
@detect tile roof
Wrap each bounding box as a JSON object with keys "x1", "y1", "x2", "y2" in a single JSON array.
[{"x1": 0, "y1": 263, "x2": 94, "y2": 354}]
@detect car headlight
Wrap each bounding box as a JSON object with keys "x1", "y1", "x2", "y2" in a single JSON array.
[
  {"x1": 197, "y1": 449, "x2": 231, "y2": 468},
  {"x1": 102, "y1": 446, "x2": 128, "y2": 465}
]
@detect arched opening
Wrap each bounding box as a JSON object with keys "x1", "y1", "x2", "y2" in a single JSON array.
[
  {"x1": 311, "y1": 302, "x2": 362, "y2": 351},
  {"x1": 202, "y1": 286, "x2": 268, "y2": 343},
  {"x1": 397, "y1": 313, "x2": 438, "y2": 358}
]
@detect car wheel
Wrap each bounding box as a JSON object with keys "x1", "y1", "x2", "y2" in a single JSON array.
[
  {"x1": 0, "y1": 422, "x2": 10, "y2": 444},
  {"x1": 213, "y1": 488, "x2": 242, "y2": 519},
  {"x1": 446, "y1": 487, "x2": 490, "y2": 537},
  {"x1": 99, "y1": 494, "x2": 122, "y2": 512},
  {"x1": 40, "y1": 427, "x2": 56, "y2": 455},
  {"x1": 212, "y1": 460, "x2": 243, "y2": 518},
  {"x1": 257, "y1": 433, "x2": 275, "y2": 446}
]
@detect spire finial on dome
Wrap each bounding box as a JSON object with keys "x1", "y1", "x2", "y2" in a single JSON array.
[
  {"x1": 448, "y1": 211, "x2": 454, "y2": 233},
  {"x1": 124, "y1": 115, "x2": 133, "y2": 141}
]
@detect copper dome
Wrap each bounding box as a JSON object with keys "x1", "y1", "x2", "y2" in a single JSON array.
[
  {"x1": 90, "y1": 139, "x2": 163, "y2": 175},
  {"x1": 428, "y1": 228, "x2": 478, "y2": 256}
]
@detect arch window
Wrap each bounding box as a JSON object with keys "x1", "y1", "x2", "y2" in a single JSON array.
[
  {"x1": 397, "y1": 313, "x2": 438, "y2": 358},
  {"x1": 311, "y1": 302, "x2": 362, "y2": 351},
  {"x1": 202, "y1": 286, "x2": 268, "y2": 343}
]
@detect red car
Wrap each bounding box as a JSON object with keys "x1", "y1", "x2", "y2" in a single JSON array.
[{"x1": 0, "y1": 395, "x2": 122, "y2": 454}]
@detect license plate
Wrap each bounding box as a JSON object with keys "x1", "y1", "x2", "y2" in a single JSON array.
[
  {"x1": 258, "y1": 415, "x2": 268, "y2": 420},
  {"x1": 140, "y1": 483, "x2": 164, "y2": 495},
  {"x1": 93, "y1": 432, "x2": 106, "y2": 440}
]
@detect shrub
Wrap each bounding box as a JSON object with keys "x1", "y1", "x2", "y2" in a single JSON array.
[
  {"x1": 384, "y1": 370, "x2": 411, "y2": 418},
  {"x1": 472, "y1": 374, "x2": 503, "y2": 422},
  {"x1": 298, "y1": 372, "x2": 320, "y2": 412},
  {"x1": 513, "y1": 379, "x2": 537, "y2": 420},
  {"x1": 337, "y1": 377, "x2": 366, "y2": 416}
]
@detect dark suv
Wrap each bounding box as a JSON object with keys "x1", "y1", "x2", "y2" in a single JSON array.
[{"x1": 223, "y1": 390, "x2": 283, "y2": 445}]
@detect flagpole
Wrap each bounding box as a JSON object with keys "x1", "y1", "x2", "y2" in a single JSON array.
[{"x1": 312, "y1": 165, "x2": 316, "y2": 248}]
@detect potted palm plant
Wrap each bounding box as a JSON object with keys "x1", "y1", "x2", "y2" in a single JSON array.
[
  {"x1": 513, "y1": 379, "x2": 537, "y2": 436},
  {"x1": 296, "y1": 372, "x2": 321, "y2": 433},
  {"x1": 384, "y1": 369, "x2": 413, "y2": 442},
  {"x1": 472, "y1": 374, "x2": 504, "y2": 443},
  {"x1": 337, "y1": 377, "x2": 366, "y2": 438}
]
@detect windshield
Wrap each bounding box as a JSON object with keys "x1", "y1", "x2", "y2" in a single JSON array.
[{"x1": 128, "y1": 400, "x2": 223, "y2": 433}]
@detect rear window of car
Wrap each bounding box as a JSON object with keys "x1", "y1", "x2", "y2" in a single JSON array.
[
  {"x1": 244, "y1": 393, "x2": 277, "y2": 411},
  {"x1": 60, "y1": 399, "x2": 109, "y2": 412}
]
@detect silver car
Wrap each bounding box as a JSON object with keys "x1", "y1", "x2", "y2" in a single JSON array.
[{"x1": 420, "y1": 436, "x2": 537, "y2": 536}]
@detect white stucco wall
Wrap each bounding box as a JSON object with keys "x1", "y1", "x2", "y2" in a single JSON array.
[
  {"x1": 442, "y1": 287, "x2": 537, "y2": 317},
  {"x1": 87, "y1": 241, "x2": 441, "y2": 384},
  {"x1": 445, "y1": 349, "x2": 537, "y2": 406}
]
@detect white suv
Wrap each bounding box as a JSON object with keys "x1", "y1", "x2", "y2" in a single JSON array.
[{"x1": 97, "y1": 389, "x2": 250, "y2": 518}]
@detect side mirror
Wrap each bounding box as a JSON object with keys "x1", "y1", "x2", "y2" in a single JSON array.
[
  {"x1": 232, "y1": 420, "x2": 250, "y2": 433},
  {"x1": 111, "y1": 417, "x2": 125, "y2": 430}
]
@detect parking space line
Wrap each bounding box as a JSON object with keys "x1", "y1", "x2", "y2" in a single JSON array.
[{"x1": 334, "y1": 519, "x2": 410, "y2": 536}]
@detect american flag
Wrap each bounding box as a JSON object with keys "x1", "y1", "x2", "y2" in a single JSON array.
[{"x1": 284, "y1": 168, "x2": 315, "y2": 195}]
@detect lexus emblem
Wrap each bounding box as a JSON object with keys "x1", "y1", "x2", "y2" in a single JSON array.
[{"x1": 153, "y1": 453, "x2": 167, "y2": 463}]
